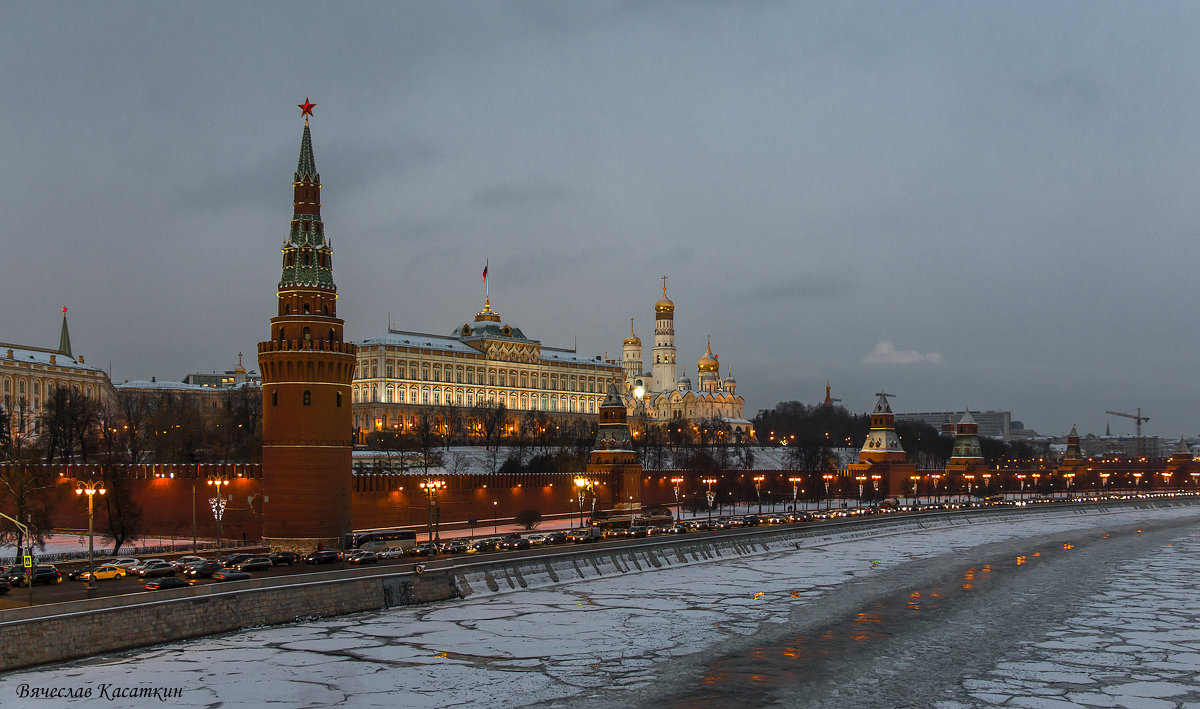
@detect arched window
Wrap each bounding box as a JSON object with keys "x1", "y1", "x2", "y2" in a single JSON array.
[
  {"x1": 303, "y1": 326, "x2": 311, "y2": 341},
  {"x1": 303, "y1": 303, "x2": 311, "y2": 314},
  {"x1": 303, "y1": 390, "x2": 311, "y2": 406}
]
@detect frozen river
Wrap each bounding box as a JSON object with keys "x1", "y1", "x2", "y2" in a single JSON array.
[{"x1": 4, "y1": 503, "x2": 1200, "y2": 708}]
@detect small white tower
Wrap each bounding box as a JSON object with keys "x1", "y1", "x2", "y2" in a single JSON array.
[
  {"x1": 651, "y1": 276, "x2": 677, "y2": 391},
  {"x1": 622, "y1": 318, "x2": 642, "y2": 382}
]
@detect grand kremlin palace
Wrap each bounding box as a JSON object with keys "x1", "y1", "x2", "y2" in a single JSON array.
[{"x1": 351, "y1": 296, "x2": 624, "y2": 438}]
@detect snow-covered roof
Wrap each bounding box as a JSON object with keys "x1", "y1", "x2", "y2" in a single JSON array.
[
  {"x1": 357, "y1": 332, "x2": 615, "y2": 369},
  {"x1": 0, "y1": 343, "x2": 103, "y2": 373},
  {"x1": 358, "y1": 332, "x2": 478, "y2": 354},
  {"x1": 117, "y1": 380, "x2": 218, "y2": 392}
]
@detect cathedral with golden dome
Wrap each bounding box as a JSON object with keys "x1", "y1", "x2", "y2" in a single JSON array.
[{"x1": 621, "y1": 278, "x2": 750, "y2": 438}]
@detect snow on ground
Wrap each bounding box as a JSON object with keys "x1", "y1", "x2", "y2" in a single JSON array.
[
  {"x1": 2, "y1": 505, "x2": 1199, "y2": 708},
  {"x1": 0, "y1": 534, "x2": 189, "y2": 555}
]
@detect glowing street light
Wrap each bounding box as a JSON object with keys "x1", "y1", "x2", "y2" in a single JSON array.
[
  {"x1": 753, "y1": 475, "x2": 765, "y2": 514},
  {"x1": 419, "y1": 479, "x2": 446, "y2": 548},
  {"x1": 702, "y1": 477, "x2": 718, "y2": 525},
  {"x1": 670, "y1": 477, "x2": 684, "y2": 522},
  {"x1": 206, "y1": 476, "x2": 229, "y2": 555},
  {"x1": 74, "y1": 479, "x2": 107, "y2": 592}
]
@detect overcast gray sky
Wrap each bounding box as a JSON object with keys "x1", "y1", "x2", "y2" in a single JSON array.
[{"x1": 3, "y1": 2, "x2": 1198, "y2": 438}]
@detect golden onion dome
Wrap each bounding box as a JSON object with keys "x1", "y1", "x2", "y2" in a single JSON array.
[
  {"x1": 655, "y1": 278, "x2": 674, "y2": 316},
  {"x1": 623, "y1": 318, "x2": 641, "y2": 346},
  {"x1": 697, "y1": 337, "x2": 719, "y2": 373}
]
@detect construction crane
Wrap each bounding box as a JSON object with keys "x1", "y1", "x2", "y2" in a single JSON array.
[{"x1": 1105, "y1": 408, "x2": 1150, "y2": 459}]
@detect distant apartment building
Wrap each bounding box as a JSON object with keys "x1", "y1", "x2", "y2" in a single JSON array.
[{"x1": 894, "y1": 410, "x2": 1013, "y2": 440}]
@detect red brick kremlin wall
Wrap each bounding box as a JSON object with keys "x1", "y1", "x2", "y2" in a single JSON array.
[{"x1": 32, "y1": 462, "x2": 1198, "y2": 542}]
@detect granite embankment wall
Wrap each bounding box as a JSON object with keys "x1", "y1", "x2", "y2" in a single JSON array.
[
  {"x1": 0, "y1": 568, "x2": 457, "y2": 672},
  {"x1": 2, "y1": 497, "x2": 1196, "y2": 672}
]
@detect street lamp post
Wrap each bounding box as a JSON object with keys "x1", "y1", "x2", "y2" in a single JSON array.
[
  {"x1": 855, "y1": 476, "x2": 866, "y2": 507},
  {"x1": 822, "y1": 474, "x2": 834, "y2": 511},
  {"x1": 419, "y1": 480, "x2": 445, "y2": 551},
  {"x1": 753, "y1": 475, "x2": 765, "y2": 514},
  {"x1": 493, "y1": 499, "x2": 498, "y2": 534},
  {"x1": 788, "y1": 476, "x2": 802, "y2": 512},
  {"x1": 671, "y1": 477, "x2": 684, "y2": 522},
  {"x1": 1015, "y1": 474, "x2": 1026, "y2": 501},
  {"x1": 206, "y1": 476, "x2": 229, "y2": 556},
  {"x1": 930, "y1": 474, "x2": 942, "y2": 505},
  {"x1": 74, "y1": 479, "x2": 107, "y2": 592},
  {"x1": 1031, "y1": 473, "x2": 1041, "y2": 499},
  {"x1": 702, "y1": 477, "x2": 717, "y2": 526},
  {"x1": 910, "y1": 475, "x2": 920, "y2": 506}
]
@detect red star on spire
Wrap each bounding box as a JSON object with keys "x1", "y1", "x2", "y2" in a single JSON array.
[{"x1": 298, "y1": 98, "x2": 316, "y2": 119}]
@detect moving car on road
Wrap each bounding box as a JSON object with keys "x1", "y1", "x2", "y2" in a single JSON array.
[
  {"x1": 182, "y1": 560, "x2": 223, "y2": 578},
  {"x1": 133, "y1": 561, "x2": 176, "y2": 578},
  {"x1": 144, "y1": 577, "x2": 192, "y2": 591},
  {"x1": 303, "y1": 550, "x2": 341, "y2": 565},
  {"x1": 233, "y1": 556, "x2": 272, "y2": 572},
  {"x1": 77, "y1": 564, "x2": 129, "y2": 582}
]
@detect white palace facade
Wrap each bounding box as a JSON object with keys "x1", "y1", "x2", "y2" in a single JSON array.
[
  {"x1": 351, "y1": 296, "x2": 622, "y2": 437},
  {"x1": 1, "y1": 312, "x2": 116, "y2": 437}
]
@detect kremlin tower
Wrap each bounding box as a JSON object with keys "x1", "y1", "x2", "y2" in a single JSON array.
[
  {"x1": 257, "y1": 100, "x2": 358, "y2": 551},
  {"x1": 847, "y1": 390, "x2": 916, "y2": 498},
  {"x1": 588, "y1": 383, "x2": 643, "y2": 514},
  {"x1": 651, "y1": 277, "x2": 677, "y2": 391},
  {"x1": 946, "y1": 410, "x2": 987, "y2": 481}
]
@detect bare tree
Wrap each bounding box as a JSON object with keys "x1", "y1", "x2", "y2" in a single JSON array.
[{"x1": 96, "y1": 406, "x2": 142, "y2": 553}]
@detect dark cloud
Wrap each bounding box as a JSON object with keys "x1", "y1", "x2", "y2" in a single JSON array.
[{"x1": 3, "y1": 3, "x2": 1200, "y2": 437}]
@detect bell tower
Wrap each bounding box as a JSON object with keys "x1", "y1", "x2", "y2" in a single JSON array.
[{"x1": 257, "y1": 100, "x2": 358, "y2": 551}]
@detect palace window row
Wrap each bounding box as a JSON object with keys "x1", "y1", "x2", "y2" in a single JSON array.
[
  {"x1": 356, "y1": 357, "x2": 611, "y2": 393},
  {"x1": 351, "y1": 385, "x2": 600, "y2": 414}
]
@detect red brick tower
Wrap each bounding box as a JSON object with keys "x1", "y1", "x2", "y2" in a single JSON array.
[{"x1": 257, "y1": 101, "x2": 358, "y2": 551}]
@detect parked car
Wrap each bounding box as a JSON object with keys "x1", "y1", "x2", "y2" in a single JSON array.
[
  {"x1": 144, "y1": 577, "x2": 192, "y2": 591},
  {"x1": 303, "y1": 550, "x2": 341, "y2": 565},
  {"x1": 182, "y1": 560, "x2": 223, "y2": 578},
  {"x1": 346, "y1": 551, "x2": 378, "y2": 565},
  {"x1": 233, "y1": 556, "x2": 272, "y2": 572},
  {"x1": 210, "y1": 570, "x2": 251, "y2": 582},
  {"x1": 268, "y1": 551, "x2": 300, "y2": 566},
  {"x1": 664, "y1": 525, "x2": 689, "y2": 534},
  {"x1": 170, "y1": 556, "x2": 206, "y2": 571},
  {"x1": 77, "y1": 564, "x2": 129, "y2": 582},
  {"x1": 133, "y1": 561, "x2": 176, "y2": 578}
]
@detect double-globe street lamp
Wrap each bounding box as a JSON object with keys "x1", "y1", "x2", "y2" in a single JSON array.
[
  {"x1": 702, "y1": 477, "x2": 718, "y2": 525},
  {"x1": 207, "y1": 476, "x2": 229, "y2": 556},
  {"x1": 74, "y1": 479, "x2": 107, "y2": 592},
  {"x1": 574, "y1": 477, "x2": 596, "y2": 529},
  {"x1": 419, "y1": 479, "x2": 446, "y2": 550},
  {"x1": 671, "y1": 477, "x2": 684, "y2": 522}
]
